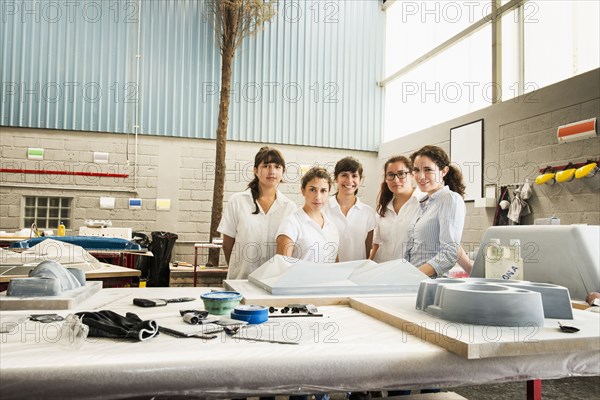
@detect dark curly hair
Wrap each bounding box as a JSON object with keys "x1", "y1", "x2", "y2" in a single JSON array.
[{"x1": 410, "y1": 145, "x2": 465, "y2": 197}]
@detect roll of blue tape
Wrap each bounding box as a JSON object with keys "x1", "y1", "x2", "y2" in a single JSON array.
[{"x1": 231, "y1": 305, "x2": 268, "y2": 324}]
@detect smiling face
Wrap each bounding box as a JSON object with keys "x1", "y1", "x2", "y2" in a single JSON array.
[
  {"x1": 254, "y1": 161, "x2": 284, "y2": 189},
  {"x1": 335, "y1": 170, "x2": 361, "y2": 196},
  {"x1": 301, "y1": 178, "x2": 330, "y2": 212},
  {"x1": 412, "y1": 155, "x2": 448, "y2": 195},
  {"x1": 385, "y1": 161, "x2": 413, "y2": 196}
]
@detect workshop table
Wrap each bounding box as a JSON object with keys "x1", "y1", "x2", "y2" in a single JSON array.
[{"x1": 0, "y1": 287, "x2": 598, "y2": 399}]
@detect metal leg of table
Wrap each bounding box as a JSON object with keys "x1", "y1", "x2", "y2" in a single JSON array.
[
  {"x1": 193, "y1": 248, "x2": 198, "y2": 287},
  {"x1": 526, "y1": 379, "x2": 542, "y2": 400}
]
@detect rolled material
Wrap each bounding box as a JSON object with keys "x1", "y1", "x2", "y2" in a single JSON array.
[{"x1": 230, "y1": 305, "x2": 269, "y2": 324}]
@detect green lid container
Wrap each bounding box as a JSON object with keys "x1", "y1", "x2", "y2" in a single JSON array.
[{"x1": 200, "y1": 291, "x2": 243, "y2": 315}]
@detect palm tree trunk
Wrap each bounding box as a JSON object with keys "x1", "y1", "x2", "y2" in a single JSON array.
[{"x1": 207, "y1": 34, "x2": 236, "y2": 267}]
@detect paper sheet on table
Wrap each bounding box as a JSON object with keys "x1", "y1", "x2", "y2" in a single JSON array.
[{"x1": 0, "y1": 239, "x2": 105, "y2": 274}]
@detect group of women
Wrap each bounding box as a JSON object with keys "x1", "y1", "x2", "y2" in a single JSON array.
[{"x1": 218, "y1": 145, "x2": 472, "y2": 280}]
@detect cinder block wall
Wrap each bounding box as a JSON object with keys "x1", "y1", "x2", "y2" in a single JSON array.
[
  {"x1": 2, "y1": 70, "x2": 598, "y2": 270},
  {"x1": 499, "y1": 100, "x2": 600, "y2": 226},
  {"x1": 380, "y1": 69, "x2": 600, "y2": 253},
  {"x1": 0, "y1": 129, "x2": 379, "y2": 266}
]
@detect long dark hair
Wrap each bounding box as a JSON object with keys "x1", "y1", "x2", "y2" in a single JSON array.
[
  {"x1": 248, "y1": 146, "x2": 286, "y2": 214},
  {"x1": 333, "y1": 156, "x2": 363, "y2": 195},
  {"x1": 410, "y1": 145, "x2": 465, "y2": 197},
  {"x1": 376, "y1": 155, "x2": 412, "y2": 217}
]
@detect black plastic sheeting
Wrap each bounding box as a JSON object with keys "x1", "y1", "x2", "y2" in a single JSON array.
[{"x1": 133, "y1": 231, "x2": 178, "y2": 287}]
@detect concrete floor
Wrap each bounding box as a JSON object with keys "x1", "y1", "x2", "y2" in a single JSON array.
[
  {"x1": 321, "y1": 376, "x2": 600, "y2": 400},
  {"x1": 452, "y1": 376, "x2": 600, "y2": 399},
  {"x1": 131, "y1": 376, "x2": 599, "y2": 399}
]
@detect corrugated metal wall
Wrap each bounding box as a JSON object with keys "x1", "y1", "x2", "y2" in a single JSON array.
[{"x1": 1, "y1": 0, "x2": 384, "y2": 151}]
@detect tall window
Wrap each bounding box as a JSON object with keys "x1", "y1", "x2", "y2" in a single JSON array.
[
  {"x1": 383, "y1": 0, "x2": 600, "y2": 141},
  {"x1": 24, "y1": 197, "x2": 72, "y2": 229},
  {"x1": 523, "y1": 1, "x2": 600, "y2": 94},
  {"x1": 385, "y1": 26, "x2": 491, "y2": 140}
]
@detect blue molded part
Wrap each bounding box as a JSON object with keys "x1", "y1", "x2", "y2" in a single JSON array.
[
  {"x1": 9, "y1": 236, "x2": 142, "y2": 251},
  {"x1": 230, "y1": 310, "x2": 268, "y2": 325}
]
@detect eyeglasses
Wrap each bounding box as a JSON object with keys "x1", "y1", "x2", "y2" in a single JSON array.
[{"x1": 385, "y1": 171, "x2": 411, "y2": 181}]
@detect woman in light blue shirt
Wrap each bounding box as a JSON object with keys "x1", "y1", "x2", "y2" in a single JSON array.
[{"x1": 406, "y1": 145, "x2": 466, "y2": 278}]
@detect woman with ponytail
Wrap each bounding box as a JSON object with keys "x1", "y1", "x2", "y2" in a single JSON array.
[
  {"x1": 218, "y1": 147, "x2": 296, "y2": 279},
  {"x1": 406, "y1": 145, "x2": 468, "y2": 277}
]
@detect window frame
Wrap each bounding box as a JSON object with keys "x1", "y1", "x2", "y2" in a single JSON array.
[{"x1": 23, "y1": 196, "x2": 72, "y2": 230}]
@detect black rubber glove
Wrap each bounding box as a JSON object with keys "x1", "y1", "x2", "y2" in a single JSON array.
[{"x1": 75, "y1": 310, "x2": 159, "y2": 341}]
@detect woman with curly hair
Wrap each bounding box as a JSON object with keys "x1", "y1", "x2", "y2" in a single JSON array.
[{"x1": 406, "y1": 145, "x2": 467, "y2": 277}]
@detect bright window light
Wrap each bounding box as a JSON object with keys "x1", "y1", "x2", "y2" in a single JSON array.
[
  {"x1": 384, "y1": 26, "x2": 491, "y2": 142},
  {"x1": 501, "y1": 9, "x2": 520, "y2": 101},
  {"x1": 386, "y1": 1, "x2": 488, "y2": 75},
  {"x1": 383, "y1": 0, "x2": 600, "y2": 142},
  {"x1": 524, "y1": 1, "x2": 600, "y2": 93}
]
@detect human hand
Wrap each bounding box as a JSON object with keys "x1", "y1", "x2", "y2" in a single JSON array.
[{"x1": 585, "y1": 292, "x2": 600, "y2": 306}]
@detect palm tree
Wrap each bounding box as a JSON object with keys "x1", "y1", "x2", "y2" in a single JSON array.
[{"x1": 204, "y1": 0, "x2": 276, "y2": 266}]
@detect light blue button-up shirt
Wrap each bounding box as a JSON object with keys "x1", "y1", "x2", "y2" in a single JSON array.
[{"x1": 405, "y1": 186, "x2": 466, "y2": 277}]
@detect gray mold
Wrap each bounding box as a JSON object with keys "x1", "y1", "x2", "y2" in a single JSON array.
[
  {"x1": 6, "y1": 261, "x2": 86, "y2": 297},
  {"x1": 469, "y1": 278, "x2": 573, "y2": 319},
  {"x1": 416, "y1": 278, "x2": 573, "y2": 327}
]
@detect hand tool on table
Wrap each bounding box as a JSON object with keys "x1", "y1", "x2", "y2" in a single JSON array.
[
  {"x1": 158, "y1": 326, "x2": 218, "y2": 340},
  {"x1": 223, "y1": 326, "x2": 299, "y2": 345},
  {"x1": 557, "y1": 321, "x2": 580, "y2": 333},
  {"x1": 133, "y1": 297, "x2": 196, "y2": 307},
  {"x1": 268, "y1": 303, "x2": 323, "y2": 317}
]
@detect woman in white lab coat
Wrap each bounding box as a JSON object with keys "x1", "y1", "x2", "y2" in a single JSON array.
[
  {"x1": 276, "y1": 166, "x2": 339, "y2": 263},
  {"x1": 324, "y1": 157, "x2": 376, "y2": 261},
  {"x1": 370, "y1": 155, "x2": 420, "y2": 262},
  {"x1": 218, "y1": 147, "x2": 296, "y2": 279}
]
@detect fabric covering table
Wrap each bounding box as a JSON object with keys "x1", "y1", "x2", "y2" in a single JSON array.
[{"x1": 0, "y1": 287, "x2": 598, "y2": 399}]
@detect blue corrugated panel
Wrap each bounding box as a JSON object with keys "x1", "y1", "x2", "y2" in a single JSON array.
[{"x1": 0, "y1": 0, "x2": 384, "y2": 151}]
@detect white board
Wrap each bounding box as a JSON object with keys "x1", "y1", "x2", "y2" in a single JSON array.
[{"x1": 450, "y1": 119, "x2": 483, "y2": 201}]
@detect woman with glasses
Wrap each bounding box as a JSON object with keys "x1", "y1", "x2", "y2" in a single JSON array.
[
  {"x1": 218, "y1": 147, "x2": 297, "y2": 279},
  {"x1": 369, "y1": 156, "x2": 419, "y2": 262},
  {"x1": 406, "y1": 145, "x2": 468, "y2": 277},
  {"x1": 324, "y1": 157, "x2": 376, "y2": 261}
]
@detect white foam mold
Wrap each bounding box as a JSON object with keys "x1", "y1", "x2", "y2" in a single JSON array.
[{"x1": 248, "y1": 255, "x2": 427, "y2": 295}]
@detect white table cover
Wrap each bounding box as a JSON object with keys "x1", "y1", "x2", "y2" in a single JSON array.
[{"x1": 1, "y1": 287, "x2": 598, "y2": 399}]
